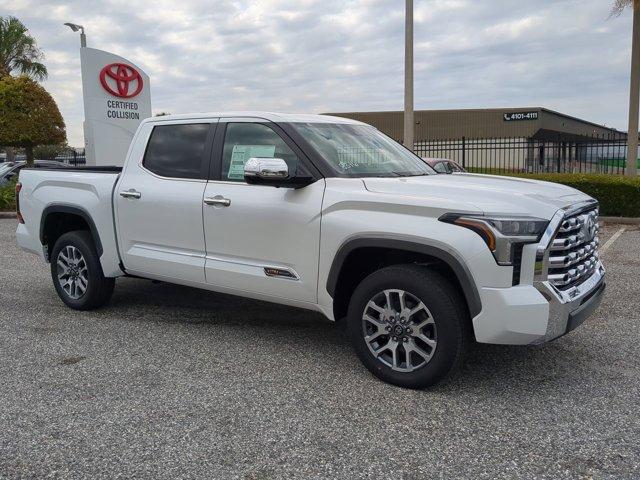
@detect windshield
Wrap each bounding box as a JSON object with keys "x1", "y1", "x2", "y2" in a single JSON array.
[
  {"x1": 0, "y1": 163, "x2": 16, "y2": 176},
  {"x1": 292, "y1": 123, "x2": 434, "y2": 177}
]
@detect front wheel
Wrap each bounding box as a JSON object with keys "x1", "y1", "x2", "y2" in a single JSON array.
[
  {"x1": 50, "y1": 230, "x2": 115, "y2": 310},
  {"x1": 347, "y1": 264, "x2": 469, "y2": 389}
]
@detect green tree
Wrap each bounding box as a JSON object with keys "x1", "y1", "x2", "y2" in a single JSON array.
[
  {"x1": 0, "y1": 76, "x2": 66, "y2": 166},
  {"x1": 612, "y1": 0, "x2": 639, "y2": 176},
  {"x1": 0, "y1": 16, "x2": 47, "y2": 80}
]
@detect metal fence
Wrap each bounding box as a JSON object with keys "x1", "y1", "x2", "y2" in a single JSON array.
[
  {"x1": 55, "y1": 150, "x2": 86, "y2": 166},
  {"x1": 414, "y1": 137, "x2": 633, "y2": 175}
]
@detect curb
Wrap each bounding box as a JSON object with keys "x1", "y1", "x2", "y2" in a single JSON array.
[
  {"x1": 600, "y1": 216, "x2": 640, "y2": 225},
  {"x1": 0, "y1": 212, "x2": 16, "y2": 219}
]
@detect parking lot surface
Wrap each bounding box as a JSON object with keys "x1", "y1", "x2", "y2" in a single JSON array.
[{"x1": 0, "y1": 218, "x2": 638, "y2": 479}]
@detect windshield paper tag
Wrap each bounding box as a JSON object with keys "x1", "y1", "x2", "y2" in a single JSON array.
[{"x1": 228, "y1": 145, "x2": 276, "y2": 180}]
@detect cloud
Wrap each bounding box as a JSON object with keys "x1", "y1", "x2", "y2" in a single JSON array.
[{"x1": 4, "y1": 0, "x2": 633, "y2": 146}]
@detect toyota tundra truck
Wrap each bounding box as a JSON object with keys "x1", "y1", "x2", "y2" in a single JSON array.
[{"x1": 15, "y1": 112, "x2": 605, "y2": 388}]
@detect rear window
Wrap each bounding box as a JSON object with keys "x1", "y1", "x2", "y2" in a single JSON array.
[{"x1": 143, "y1": 124, "x2": 209, "y2": 179}]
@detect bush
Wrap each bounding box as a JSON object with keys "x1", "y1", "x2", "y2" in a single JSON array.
[
  {"x1": 0, "y1": 179, "x2": 17, "y2": 212},
  {"x1": 466, "y1": 170, "x2": 640, "y2": 217}
]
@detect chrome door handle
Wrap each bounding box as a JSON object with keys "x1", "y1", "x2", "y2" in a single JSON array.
[
  {"x1": 204, "y1": 196, "x2": 231, "y2": 207},
  {"x1": 120, "y1": 189, "x2": 141, "y2": 199}
]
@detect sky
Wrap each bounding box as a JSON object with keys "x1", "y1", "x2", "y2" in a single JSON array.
[{"x1": 3, "y1": 0, "x2": 635, "y2": 147}]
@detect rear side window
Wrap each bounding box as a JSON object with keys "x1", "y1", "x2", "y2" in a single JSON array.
[{"x1": 143, "y1": 123, "x2": 209, "y2": 179}]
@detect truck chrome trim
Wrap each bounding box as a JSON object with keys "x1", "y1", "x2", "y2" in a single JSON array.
[
  {"x1": 203, "y1": 196, "x2": 231, "y2": 207},
  {"x1": 532, "y1": 199, "x2": 605, "y2": 343},
  {"x1": 119, "y1": 189, "x2": 141, "y2": 199}
]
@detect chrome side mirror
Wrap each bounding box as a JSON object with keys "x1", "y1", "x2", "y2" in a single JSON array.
[{"x1": 244, "y1": 157, "x2": 289, "y2": 180}]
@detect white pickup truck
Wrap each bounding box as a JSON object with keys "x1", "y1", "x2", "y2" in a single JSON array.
[{"x1": 16, "y1": 112, "x2": 605, "y2": 388}]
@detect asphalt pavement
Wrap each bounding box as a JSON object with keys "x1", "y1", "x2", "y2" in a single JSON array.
[{"x1": 0, "y1": 218, "x2": 638, "y2": 479}]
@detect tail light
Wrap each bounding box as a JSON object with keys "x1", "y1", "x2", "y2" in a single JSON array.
[{"x1": 15, "y1": 182, "x2": 24, "y2": 224}]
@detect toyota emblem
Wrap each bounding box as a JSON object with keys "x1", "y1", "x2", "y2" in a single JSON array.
[{"x1": 99, "y1": 63, "x2": 143, "y2": 98}]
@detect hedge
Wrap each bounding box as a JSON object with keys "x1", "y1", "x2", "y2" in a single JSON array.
[
  {"x1": 0, "y1": 179, "x2": 17, "y2": 212},
  {"x1": 466, "y1": 170, "x2": 640, "y2": 217}
]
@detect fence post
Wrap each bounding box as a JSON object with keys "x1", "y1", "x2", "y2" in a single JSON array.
[
  {"x1": 462, "y1": 136, "x2": 466, "y2": 169},
  {"x1": 557, "y1": 143, "x2": 562, "y2": 173}
]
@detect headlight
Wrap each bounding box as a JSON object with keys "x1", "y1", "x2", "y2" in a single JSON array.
[{"x1": 439, "y1": 213, "x2": 548, "y2": 265}]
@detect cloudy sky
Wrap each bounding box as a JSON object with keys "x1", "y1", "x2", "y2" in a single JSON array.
[{"x1": 4, "y1": 0, "x2": 635, "y2": 147}]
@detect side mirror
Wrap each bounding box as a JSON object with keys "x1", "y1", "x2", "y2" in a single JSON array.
[
  {"x1": 244, "y1": 157, "x2": 289, "y2": 180},
  {"x1": 244, "y1": 157, "x2": 313, "y2": 188},
  {"x1": 5, "y1": 172, "x2": 15, "y2": 180}
]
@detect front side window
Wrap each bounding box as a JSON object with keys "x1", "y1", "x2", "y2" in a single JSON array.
[
  {"x1": 433, "y1": 162, "x2": 448, "y2": 174},
  {"x1": 221, "y1": 123, "x2": 300, "y2": 182},
  {"x1": 143, "y1": 123, "x2": 209, "y2": 179},
  {"x1": 222, "y1": 123, "x2": 299, "y2": 182},
  {"x1": 292, "y1": 123, "x2": 433, "y2": 177}
]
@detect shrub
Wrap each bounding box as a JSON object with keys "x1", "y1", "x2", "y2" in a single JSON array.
[
  {"x1": 0, "y1": 179, "x2": 17, "y2": 212},
  {"x1": 466, "y1": 170, "x2": 640, "y2": 217}
]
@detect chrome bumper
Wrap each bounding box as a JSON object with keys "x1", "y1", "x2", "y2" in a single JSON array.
[{"x1": 533, "y1": 264, "x2": 605, "y2": 343}]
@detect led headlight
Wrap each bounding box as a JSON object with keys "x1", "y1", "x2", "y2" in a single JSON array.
[{"x1": 439, "y1": 213, "x2": 549, "y2": 265}]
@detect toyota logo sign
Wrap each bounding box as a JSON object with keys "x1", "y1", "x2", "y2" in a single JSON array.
[{"x1": 99, "y1": 63, "x2": 143, "y2": 98}]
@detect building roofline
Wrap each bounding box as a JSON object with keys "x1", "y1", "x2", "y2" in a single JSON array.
[{"x1": 326, "y1": 107, "x2": 622, "y2": 136}]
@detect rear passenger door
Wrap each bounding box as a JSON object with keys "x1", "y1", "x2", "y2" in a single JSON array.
[{"x1": 115, "y1": 119, "x2": 217, "y2": 283}]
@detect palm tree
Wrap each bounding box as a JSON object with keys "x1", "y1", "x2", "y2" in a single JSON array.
[
  {"x1": 613, "y1": 0, "x2": 639, "y2": 176},
  {"x1": 0, "y1": 16, "x2": 47, "y2": 80}
]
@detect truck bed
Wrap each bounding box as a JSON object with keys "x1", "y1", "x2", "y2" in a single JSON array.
[{"x1": 16, "y1": 167, "x2": 123, "y2": 277}]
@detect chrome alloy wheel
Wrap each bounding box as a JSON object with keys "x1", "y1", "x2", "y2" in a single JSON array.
[
  {"x1": 362, "y1": 289, "x2": 437, "y2": 372},
  {"x1": 56, "y1": 245, "x2": 89, "y2": 300}
]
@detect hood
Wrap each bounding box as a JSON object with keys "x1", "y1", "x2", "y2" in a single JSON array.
[{"x1": 363, "y1": 173, "x2": 592, "y2": 219}]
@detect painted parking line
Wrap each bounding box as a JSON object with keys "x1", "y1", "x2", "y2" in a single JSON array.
[{"x1": 600, "y1": 227, "x2": 626, "y2": 254}]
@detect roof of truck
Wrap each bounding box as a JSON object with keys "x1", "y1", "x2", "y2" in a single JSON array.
[{"x1": 143, "y1": 112, "x2": 367, "y2": 125}]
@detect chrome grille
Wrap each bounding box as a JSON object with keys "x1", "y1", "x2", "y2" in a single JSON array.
[{"x1": 547, "y1": 207, "x2": 600, "y2": 290}]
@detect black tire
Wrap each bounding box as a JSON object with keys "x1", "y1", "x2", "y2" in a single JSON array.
[
  {"x1": 50, "y1": 230, "x2": 115, "y2": 310},
  {"x1": 347, "y1": 264, "x2": 469, "y2": 389}
]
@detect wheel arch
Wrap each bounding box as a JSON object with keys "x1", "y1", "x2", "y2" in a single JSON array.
[
  {"x1": 40, "y1": 205, "x2": 103, "y2": 261},
  {"x1": 326, "y1": 237, "x2": 482, "y2": 321}
]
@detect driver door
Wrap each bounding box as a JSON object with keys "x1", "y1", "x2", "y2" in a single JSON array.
[{"x1": 202, "y1": 119, "x2": 324, "y2": 303}]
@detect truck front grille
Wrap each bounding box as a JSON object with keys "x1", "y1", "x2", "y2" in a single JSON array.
[{"x1": 547, "y1": 207, "x2": 600, "y2": 290}]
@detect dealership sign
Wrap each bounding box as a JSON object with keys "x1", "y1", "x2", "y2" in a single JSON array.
[{"x1": 80, "y1": 48, "x2": 151, "y2": 166}]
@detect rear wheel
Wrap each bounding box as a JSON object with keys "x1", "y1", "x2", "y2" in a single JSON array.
[
  {"x1": 347, "y1": 264, "x2": 469, "y2": 389},
  {"x1": 50, "y1": 230, "x2": 115, "y2": 310}
]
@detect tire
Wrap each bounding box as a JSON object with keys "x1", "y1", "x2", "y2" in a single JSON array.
[
  {"x1": 50, "y1": 230, "x2": 115, "y2": 310},
  {"x1": 347, "y1": 264, "x2": 469, "y2": 389}
]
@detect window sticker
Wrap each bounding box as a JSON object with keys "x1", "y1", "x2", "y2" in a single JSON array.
[{"x1": 228, "y1": 145, "x2": 276, "y2": 180}]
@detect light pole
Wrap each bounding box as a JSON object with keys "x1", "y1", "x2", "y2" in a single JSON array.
[
  {"x1": 64, "y1": 22, "x2": 86, "y2": 48},
  {"x1": 626, "y1": 1, "x2": 640, "y2": 176},
  {"x1": 404, "y1": 0, "x2": 414, "y2": 152}
]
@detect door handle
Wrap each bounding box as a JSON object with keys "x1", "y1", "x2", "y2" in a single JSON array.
[
  {"x1": 204, "y1": 196, "x2": 231, "y2": 207},
  {"x1": 120, "y1": 189, "x2": 142, "y2": 199}
]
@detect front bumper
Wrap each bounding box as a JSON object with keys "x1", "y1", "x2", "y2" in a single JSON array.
[
  {"x1": 472, "y1": 267, "x2": 605, "y2": 345},
  {"x1": 472, "y1": 200, "x2": 605, "y2": 345},
  {"x1": 532, "y1": 264, "x2": 605, "y2": 343}
]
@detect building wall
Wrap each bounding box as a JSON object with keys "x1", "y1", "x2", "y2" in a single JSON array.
[{"x1": 327, "y1": 108, "x2": 621, "y2": 143}]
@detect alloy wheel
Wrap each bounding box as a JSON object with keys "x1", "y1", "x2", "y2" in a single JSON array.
[
  {"x1": 362, "y1": 289, "x2": 437, "y2": 372},
  {"x1": 56, "y1": 245, "x2": 89, "y2": 300}
]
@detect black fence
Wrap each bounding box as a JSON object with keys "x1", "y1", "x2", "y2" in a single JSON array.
[
  {"x1": 414, "y1": 137, "x2": 633, "y2": 175},
  {"x1": 55, "y1": 150, "x2": 86, "y2": 166}
]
